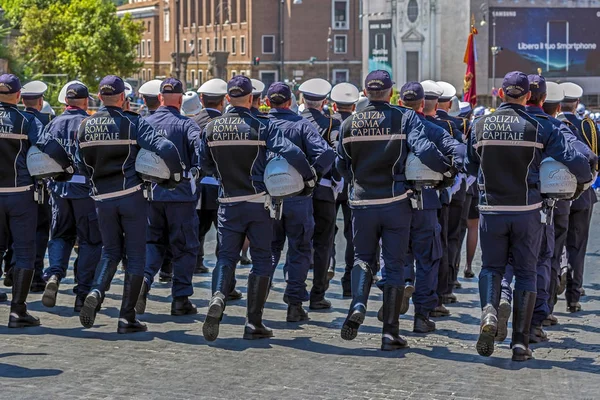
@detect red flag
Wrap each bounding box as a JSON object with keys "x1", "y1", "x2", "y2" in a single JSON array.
[{"x1": 463, "y1": 22, "x2": 478, "y2": 107}]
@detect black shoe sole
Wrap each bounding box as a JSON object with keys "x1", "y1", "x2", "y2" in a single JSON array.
[
  {"x1": 381, "y1": 341, "x2": 409, "y2": 351},
  {"x1": 8, "y1": 316, "x2": 41, "y2": 328},
  {"x1": 42, "y1": 281, "x2": 59, "y2": 308},
  {"x1": 341, "y1": 310, "x2": 364, "y2": 341},
  {"x1": 79, "y1": 295, "x2": 99, "y2": 328},
  {"x1": 309, "y1": 303, "x2": 332, "y2": 310},
  {"x1": 286, "y1": 314, "x2": 310, "y2": 322},
  {"x1": 399, "y1": 286, "x2": 415, "y2": 315},
  {"x1": 243, "y1": 329, "x2": 274, "y2": 340},
  {"x1": 495, "y1": 302, "x2": 511, "y2": 342},
  {"x1": 476, "y1": 323, "x2": 497, "y2": 357},
  {"x1": 512, "y1": 349, "x2": 533, "y2": 362},
  {"x1": 203, "y1": 301, "x2": 224, "y2": 342},
  {"x1": 117, "y1": 324, "x2": 148, "y2": 334}
]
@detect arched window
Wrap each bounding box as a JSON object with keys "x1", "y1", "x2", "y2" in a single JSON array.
[{"x1": 407, "y1": 0, "x2": 419, "y2": 23}]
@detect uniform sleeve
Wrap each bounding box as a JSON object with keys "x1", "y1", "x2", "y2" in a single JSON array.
[
  {"x1": 543, "y1": 121, "x2": 593, "y2": 184},
  {"x1": 466, "y1": 123, "x2": 480, "y2": 177},
  {"x1": 302, "y1": 121, "x2": 335, "y2": 177},
  {"x1": 186, "y1": 119, "x2": 201, "y2": 168},
  {"x1": 335, "y1": 119, "x2": 351, "y2": 180},
  {"x1": 560, "y1": 123, "x2": 598, "y2": 172},
  {"x1": 199, "y1": 126, "x2": 216, "y2": 175},
  {"x1": 34, "y1": 118, "x2": 72, "y2": 169},
  {"x1": 136, "y1": 117, "x2": 183, "y2": 174},
  {"x1": 265, "y1": 120, "x2": 314, "y2": 180},
  {"x1": 433, "y1": 126, "x2": 465, "y2": 171},
  {"x1": 404, "y1": 109, "x2": 450, "y2": 173}
]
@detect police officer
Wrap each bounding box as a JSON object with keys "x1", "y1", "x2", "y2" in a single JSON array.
[
  {"x1": 135, "y1": 78, "x2": 201, "y2": 317},
  {"x1": 393, "y1": 81, "x2": 465, "y2": 333},
  {"x1": 138, "y1": 79, "x2": 162, "y2": 116},
  {"x1": 181, "y1": 91, "x2": 203, "y2": 117},
  {"x1": 77, "y1": 75, "x2": 184, "y2": 334},
  {"x1": 38, "y1": 82, "x2": 103, "y2": 312},
  {"x1": 337, "y1": 70, "x2": 453, "y2": 351},
  {"x1": 558, "y1": 82, "x2": 598, "y2": 313},
  {"x1": 330, "y1": 82, "x2": 360, "y2": 297},
  {"x1": 468, "y1": 71, "x2": 592, "y2": 361},
  {"x1": 200, "y1": 75, "x2": 316, "y2": 342},
  {"x1": 0, "y1": 74, "x2": 72, "y2": 326},
  {"x1": 267, "y1": 82, "x2": 335, "y2": 321},
  {"x1": 251, "y1": 79, "x2": 265, "y2": 116},
  {"x1": 299, "y1": 78, "x2": 340, "y2": 309}
]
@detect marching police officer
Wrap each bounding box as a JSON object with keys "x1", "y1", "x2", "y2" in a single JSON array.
[
  {"x1": 0, "y1": 74, "x2": 72, "y2": 326},
  {"x1": 392, "y1": 81, "x2": 465, "y2": 333},
  {"x1": 38, "y1": 82, "x2": 103, "y2": 312},
  {"x1": 77, "y1": 75, "x2": 184, "y2": 333},
  {"x1": 200, "y1": 75, "x2": 316, "y2": 342},
  {"x1": 330, "y1": 82, "x2": 360, "y2": 297},
  {"x1": 251, "y1": 79, "x2": 265, "y2": 116},
  {"x1": 468, "y1": 71, "x2": 592, "y2": 361},
  {"x1": 266, "y1": 82, "x2": 335, "y2": 321},
  {"x1": 136, "y1": 78, "x2": 201, "y2": 317},
  {"x1": 138, "y1": 79, "x2": 162, "y2": 116},
  {"x1": 299, "y1": 78, "x2": 341, "y2": 309},
  {"x1": 558, "y1": 82, "x2": 598, "y2": 313},
  {"x1": 337, "y1": 70, "x2": 453, "y2": 351}
]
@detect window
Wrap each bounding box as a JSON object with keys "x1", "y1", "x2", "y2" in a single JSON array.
[
  {"x1": 260, "y1": 71, "x2": 278, "y2": 89},
  {"x1": 214, "y1": 37, "x2": 218, "y2": 51},
  {"x1": 141, "y1": 40, "x2": 145, "y2": 57},
  {"x1": 198, "y1": 38, "x2": 203, "y2": 55},
  {"x1": 222, "y1": 37, "x2": 227, "y2": 52},
  {"x1": 147, "y1": 21, "x2": 151, "y2": 33},
  {"x1": 406, "y1": 51, "x2": 419, "y2": 82},
  {"x1": 206, "y1": 38, "x2": 210, "y2": 53},
  {"x1": 142, "y1": 69, "x2": 146, "y2": 82},
  {"x1": 164, "y1": 10, "x2": 170, "y2": 42},
  {"x1": 241, "y1": 36, "x2": 246, "y2": 54},
  {"x1": 190, "y1": 1, "x2": 196, "y2": 25},
  {"x1": 183, "y1": 0, "x2": 188, "y2": 27},
  {"x1": 231, "y1": 37, "x2": 236, "y2": 54},
  {"x1": 407, "y1": 0, "x2": 419, "y2": 23},
  {"x1": 262, "y1": 35, "x2": 275, "y2": 54},
  {"x1": 240, "y1": 0, "x2": 247, "y2": 22},
  {"x1": 147, "y1": 40, "x2": 151, "y2": 57},
  {"x1": 136, "y1": 44, "x2": 140, "y2": 58},
  {"x1": 147, "y1": 69, "x2": 152, "y2": 80},
  {"x1": 332, "y1": 69, "x2": 349, "y2": 84},
  {"x1": 198, "y1": 1, "x2": 204, "y2": 26},
  {"x1": 183, "y1": 39, "x2": 187, "y2": 52},
  {"x1": 191, "y1": 70, "x2": 195, "y2": 87},
  {"x1": 334, "y1": 35, "x2": 347, "y2": 53},
  {"x1": 332, "y1": 0, "x2": 349, "y2": 30},
  {"x1": 231, "y1": 70, "x2": 237, "y2": 78},
  {"x1": 230, "y1": 0, "x2": 237, "y2": 23},
  {"x1": 198, "y1": 70, "x2": 204, "y2": 85}
]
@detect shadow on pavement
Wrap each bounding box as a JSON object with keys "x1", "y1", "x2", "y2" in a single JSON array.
[{"x1": 0, "y1": 352, "x2": 63, "y2": 378}]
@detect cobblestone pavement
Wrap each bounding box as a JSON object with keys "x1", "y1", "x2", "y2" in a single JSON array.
[{"x1": 0, "y1": 209, "x2": 599, "y2": 400}]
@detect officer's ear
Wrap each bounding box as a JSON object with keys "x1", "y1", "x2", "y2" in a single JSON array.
[
  {"x1": 556, "y1": 103, "x2": 562, "y2": 113},
  {"x1": 158, "y1": 93, "x2": 164, "y2": 105},
  {"x1": 224, "y1": 95, "x2": 231, "y2": 105},
  {"x1": 266, "y1": 98, "x2": 273, "y2": 108},
  {"x1": 498, "y1": 88, "x2": 505, "y2": 101},
  {"x1": 420, "y1": 99, "x2": 425, "y2": 111},
  {"x1": 351, "y1": 104, "x2": 356, "y2": 112},
  {"x1": 525, "y1": 92, "x2": 532, "y2": 103},
  {"x1": 332, "y1": 103, "x2": 338, "y2": 113}
]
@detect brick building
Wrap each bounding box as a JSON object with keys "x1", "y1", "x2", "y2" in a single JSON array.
[{"x1": 117, "y1": 0, "x2": 363, "y2": 92}]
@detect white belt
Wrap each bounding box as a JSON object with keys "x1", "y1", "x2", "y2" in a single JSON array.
[
  {"x1": 348, "y1": 191, "x2": 412, "y2": 207},
  {"x1": 200, "y1": 177, "x2": 219, "y2": 185},
  {"x1": 478, "y1": 202, "x2": 543, "y2": 212},
  {"x1": 319, "y1": 178, "x2": 333, "y2": 188},
  {"x1": 67, "y1": 175, "x2": 87, "y2": 184},
  {"x1": 92, "y1": 185, "x2": 142, "y2": 201},
  {"x1": 0, "y1": 185, "x2": 33, "y2": 193},
  {"x1": 219, "y1": 192, "x2": 266, "y2": 204}
]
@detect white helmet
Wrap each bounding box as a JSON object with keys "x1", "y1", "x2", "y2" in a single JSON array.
[
  {"x1": 181, "y1": 91, "x2": 203, "y2": 116},
  {"x1": 405, "y1": 152, "x2": 443, "y2": 187},
  {"x1": 41, "y1": 101, "x2": 55, "y2": 116},
  {"x1": 264, "y1": 156, "x2": 304, "y2": 198},
  {"x1": 135, "y1": 149, "x2": 171, "y2": 183},
  {"x1": 539, "y1": 157, "x2": 577, "y2": 199},
  {"x1": 26, "y1": 146, "x2": 64, "y2": 179}
]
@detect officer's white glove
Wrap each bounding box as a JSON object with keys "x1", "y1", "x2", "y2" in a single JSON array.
[
  {"x1": 450, "y1": 175, "x2": 462, "y2": 195},
  {"x1": 332, "y1": 177, "x2": 344, "y2": 195},
  {"x1": 466, "y1": 175, "x2": 477, "y2": 189}
]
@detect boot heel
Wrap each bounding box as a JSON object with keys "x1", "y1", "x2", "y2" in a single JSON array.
[
  {"x1": 79, "y1": 292, "x2": 99, "y2": 328},
  {"x1": 341, "y1": 309, "x2": 365, "y2": 341},
  {"x1": 203, "y1": 296, "x2": 224, "y2": 342}
]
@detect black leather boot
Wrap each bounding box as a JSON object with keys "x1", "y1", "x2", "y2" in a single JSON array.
[
  {"x1": 244, "y1": 274, "x2": 274, "y2": 340},
  {"x1": 413, "y1": 313, "x2": 436, "y2": 333},
  {"x1": 42, "y1": 275, "x2": 60, "y2": 308},
  {"x1": 117, "y1": 274, "x2": 148, "y2": 334},
  {"x1": 494, "y1": 299, "x2": 511, "y2": 342},
  {"x1": 74, "y1": 294, "x2": 85, "y2": 313},
  {"x1": 79, "y1": 259, "x2": 118, "y2": 328},
  {"x1": 171, "y1": 296, "x2": 198, "y2": 316},
  {"x1": 135, "y1": 279, "x2": 149, "y2": 314},
  {"x1": 511, "y1": 290, "x2": 536, "y2": 361},
  {"x1": 203, "y1": 263, "x2": 234, "y2": 342},
  {"x1": 476, "y1": 272, "x2": 502, "y2": 357},
  {"x1": 341, "y1": 263, "x2": 372, "y2": 341},
  {"x1": 381, "y1": 285, "x2": 408, "y2": 351},
  {"x1": 8, "y1": 268, "x2": 40, "y2": 328},
  {"x1": 287, "y1": 304, "x2": 309, "y2": 322}
]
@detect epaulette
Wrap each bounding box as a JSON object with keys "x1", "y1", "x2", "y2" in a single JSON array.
[{"x1": 533, "y1": 113, "x2": 549, "y2": 119}]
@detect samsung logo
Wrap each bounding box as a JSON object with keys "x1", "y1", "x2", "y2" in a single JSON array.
[{"x1": 492, "y1": 11, "x2": 516, "y2": 18}]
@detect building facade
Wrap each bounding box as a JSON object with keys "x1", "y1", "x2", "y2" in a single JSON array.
[{"x1": 118, "y1": 0, "x2": 363, "y2": 91}]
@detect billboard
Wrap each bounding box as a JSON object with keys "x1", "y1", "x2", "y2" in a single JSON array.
[
  {"x1": 368, "y1": 19, "x2": 393, "y2": 75},
  {"x1": 489, "y1": 8, "x2": 600, "y2": 78}
]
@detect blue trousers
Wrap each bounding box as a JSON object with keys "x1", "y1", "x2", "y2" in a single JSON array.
[
  {"x1": 501, "y1": 222, "x2": 553, "y2": 326},
  {"x1": 479, "y1": 211, "x2": 542, "y2": 294},
  {"x1": 44, "y1": 195, "x2": 102, "y2": 295},
  {"x1": 379, "y1": 209, "x2": 441, "y2": 316},
  {"x1": 550, "y1": 212, "x2": 569, "y2": 313},
  {"x1": 145, "y1": 201, "x2": 199, "y2": 298},
  {"x1": 565, "y1": 207, "x2": 593, "y2": 304},
  {"x1": 271, "y1": 198, "x2": 314, "y2": 305},
  {"x1": 0, "y1": 192, "x2": 37, "y2": 272},
  {"x1": 217, "y1": 202, "x2": 273, "y2": 277},
  {"x1": 95, "y1": 191, "x2": 148, "y2": 277},
  {"x1": 352, "y1": 200, "x2": 412, "y2": 286}
]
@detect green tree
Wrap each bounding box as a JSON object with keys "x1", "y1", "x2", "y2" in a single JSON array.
[
  {"x1": 0, "y1": 0, "x2": 68, "y2": 26},
  {"x1": 17, "y1": 0, "x2": 143, "y2": 90}
]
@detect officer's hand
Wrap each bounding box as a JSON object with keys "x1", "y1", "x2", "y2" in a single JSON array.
[
  {"x1": 436, "y1": 165, "x2": 458, "y2": 189},
  {"x1": 571, "y1": 180, "x2": 592, "y2": 200},
  {"x1": 53, "y1": 165, "x2": 75, "y2": 183},
  {"x1": 159, "y1": 172, "x2": 182, "y2": 190}
]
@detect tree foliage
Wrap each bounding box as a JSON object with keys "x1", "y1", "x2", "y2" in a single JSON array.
[{"x1": 16, "y1": 0, "x2": 143, "y2": 90}]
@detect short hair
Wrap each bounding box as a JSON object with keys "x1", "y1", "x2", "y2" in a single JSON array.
[
  {"x1": 143, "y1": 95, "x2": 160, "y2": 110},
  {"x1": 366, "y1": 88, "x2": 392, "y2": 101},
  {"x1": 201, "y1": 94, "x2": 225, "y2": 109},
  {"x1": 252, "y1": 94, "x2": 262, "y2": 103},
  {"x1": 22, "y1": 97, "x2": 40, "y2": 108},
  {"x1": 304, "y1": 99, "x2": 323, "y2": 109},
  {"x1": 335, "y1": 103, "x2": 354, "y2": 112},
  {"x1": 543, "y1": 103, "x2": 560, "y2": 116},
  {"x1": 100, "y1": 93, "x2": 122, "y2": 106},
  {"x1": 66, "y1": 98, "x2": 87, "y2": 108},
  {"x1": 560, "y1": 101, "x2": 577, "y2": 113},
  {"x1": 502, "y1": 92, "x2": 529, "y2": 105},
  {"x1": 423, "y1": 99, "x2": 438, "y2": 113},
  {"x1": 528, "y1": 92, "x2": 545, "y2": 105},
  {"x1": 401, "y1": 99, "x2": 422, "y2": 111}
]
